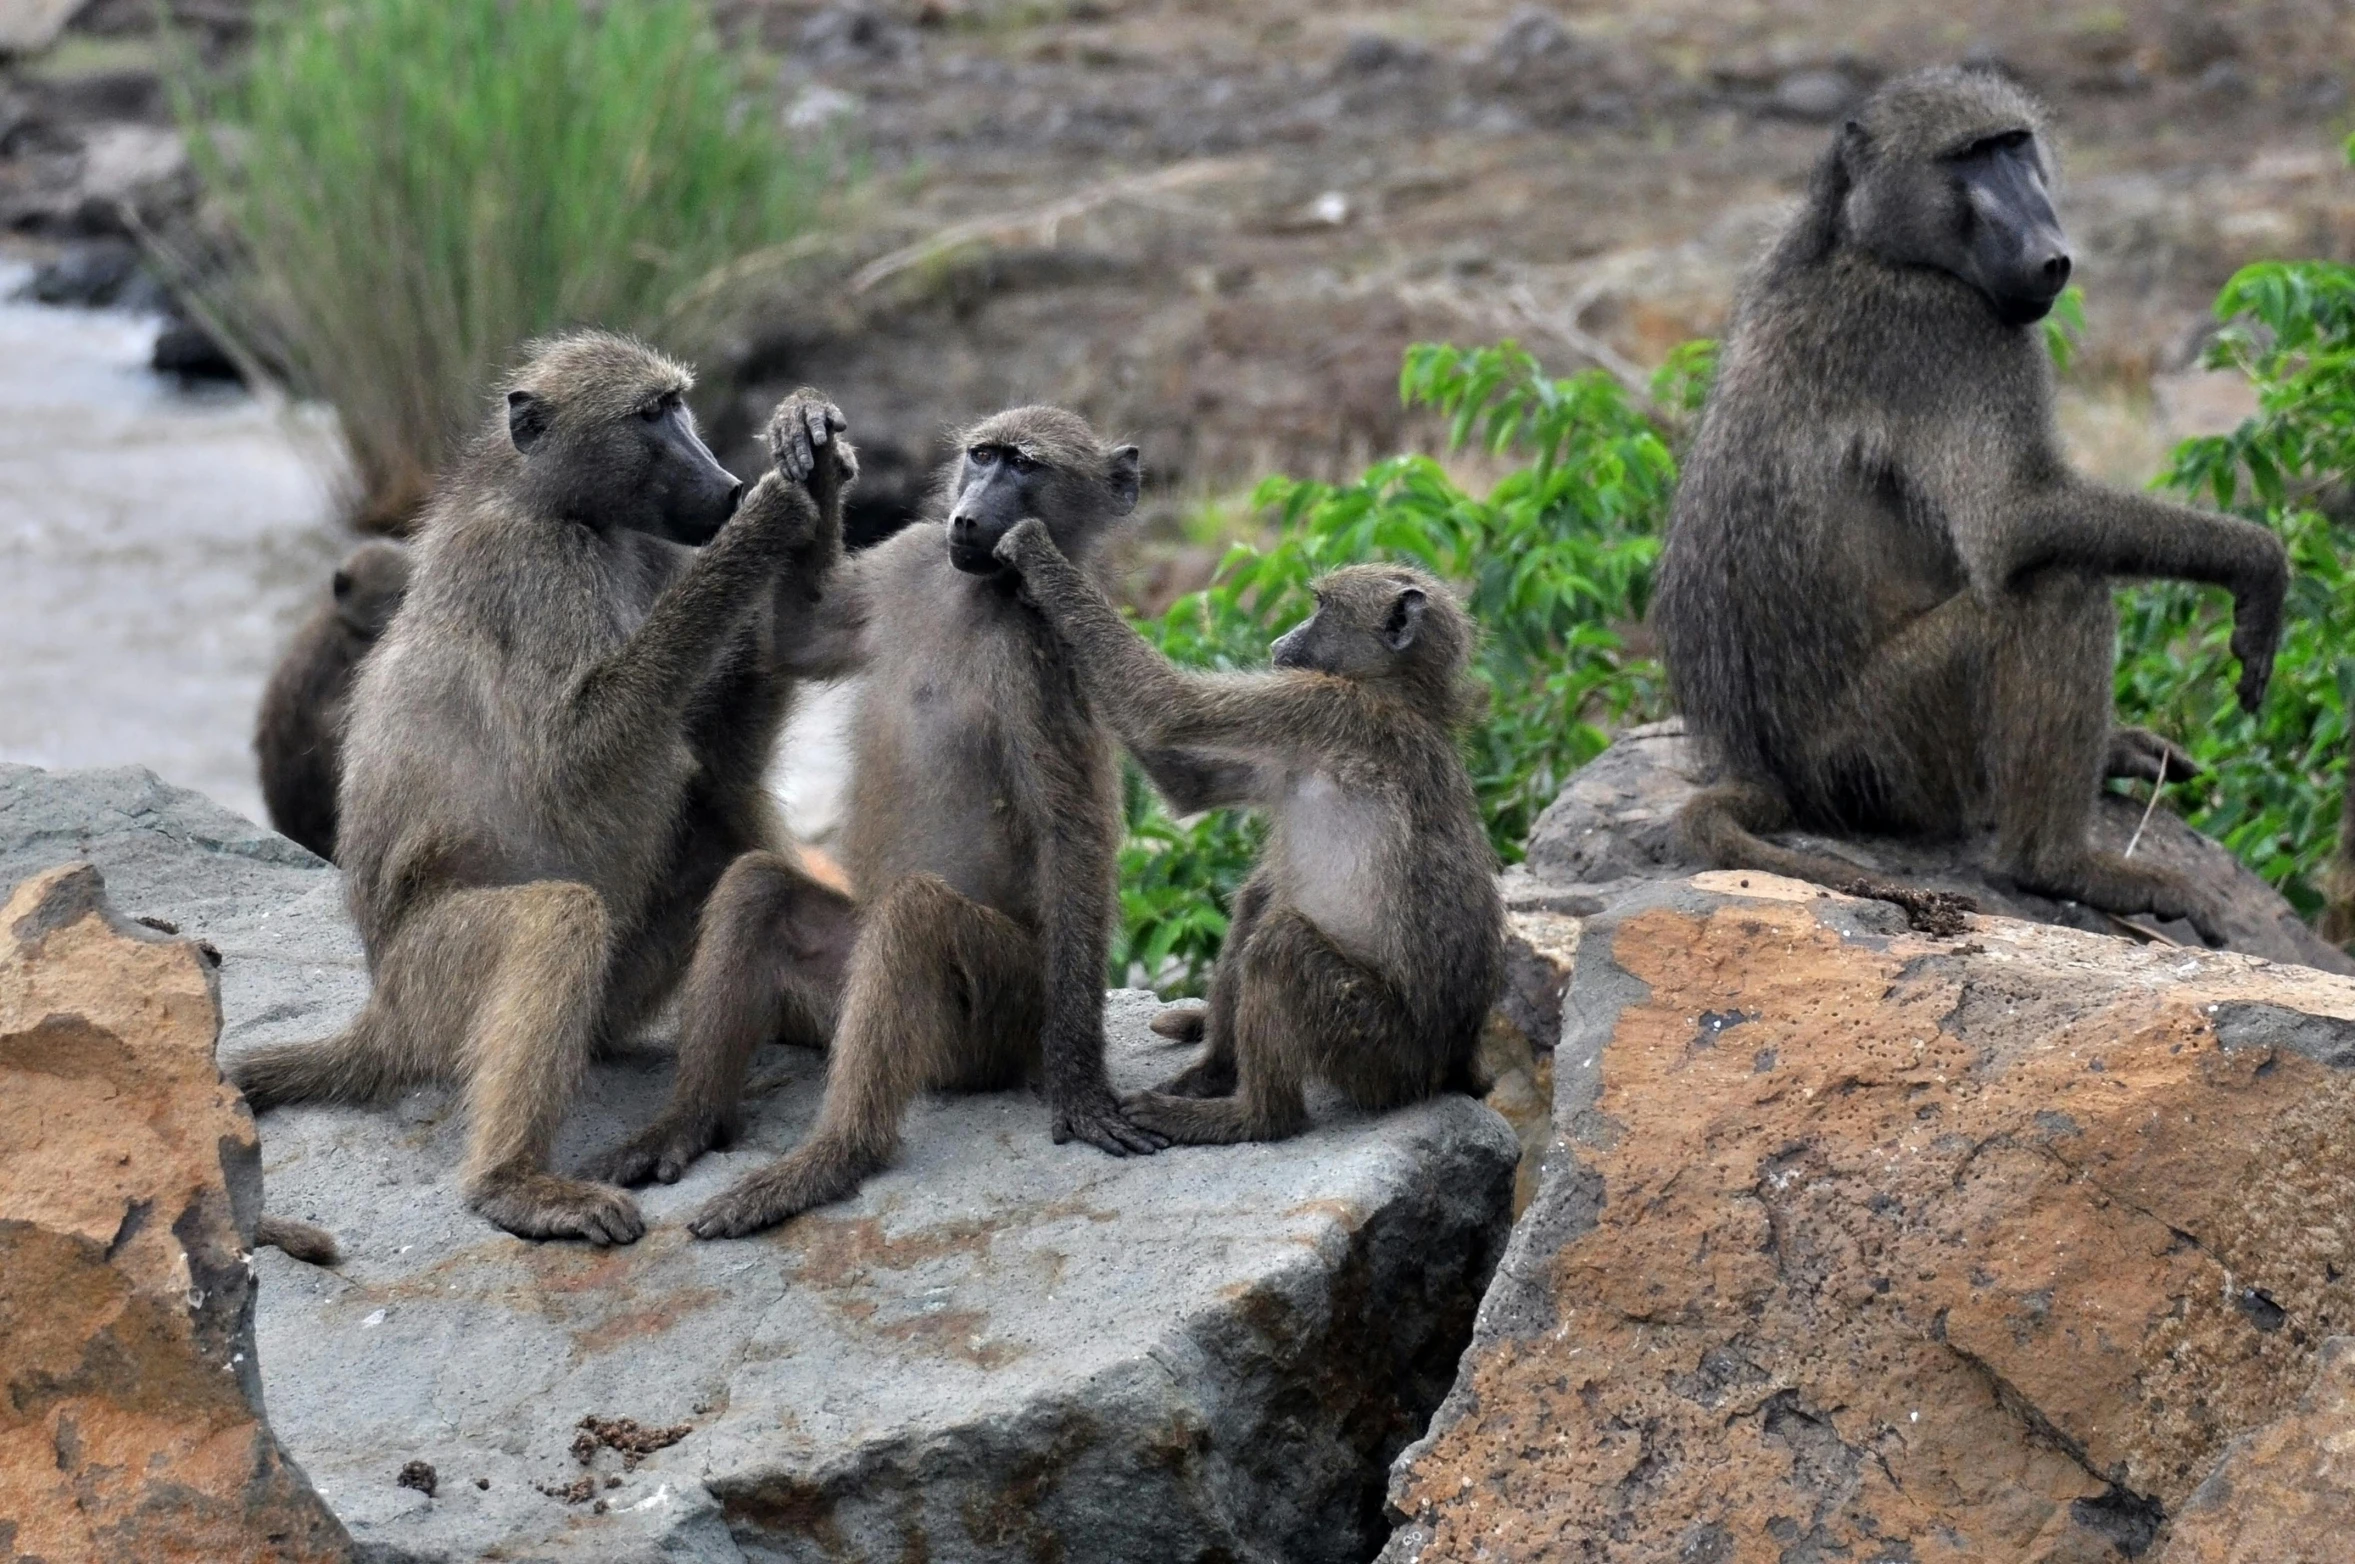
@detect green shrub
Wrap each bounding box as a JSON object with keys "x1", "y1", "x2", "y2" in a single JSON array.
[
  {"x1": 1111, "y1": 342, "x2": 1685, "y2": 991},
  {"x1": 178, "y1": 0, "x2": 826, "y2": 522},
  {"x1": 2117, "y1": 256, "x2": 2355, "y2": 915}
]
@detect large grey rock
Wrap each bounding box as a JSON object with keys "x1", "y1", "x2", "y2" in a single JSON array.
[
  {"x1": 1526, "y1": 718, "x2": 2355, "y2": 975},
  {"x1": 0, "y1": 763, "x2": 1519, "y2": 1564}
]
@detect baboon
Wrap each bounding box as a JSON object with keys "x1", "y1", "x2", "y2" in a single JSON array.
[
  {"x1": 995, "y1": 528, "x2": 1505, "y2": 1143},
  {"x1": 2323, "y1": 752, "x2": 2355, "y2": 946},
  {"x1": 227, "y1": 332, "x2": 856, "y2": 1244},
  {"x1": 253, "y1": 1213, "x2": 340, "y2": 1266},
  {"x1": 603, "y1": 406, "x2": 1164, "y2": 1238},
  {"x1": 1651, "y1": 66, "x2": 2288, "y2": 942},
  {"x1": 254, "y1": 540, "x2": 412, "y2": 860}
]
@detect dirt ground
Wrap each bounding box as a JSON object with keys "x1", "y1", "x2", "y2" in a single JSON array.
[{"x1": 9, "y1": 0, "x2": 2355, "y2": 550}]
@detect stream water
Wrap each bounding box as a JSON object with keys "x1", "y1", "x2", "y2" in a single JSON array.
[{"x1": 0, "y1": 255, "x2": 849, "y2": 841}]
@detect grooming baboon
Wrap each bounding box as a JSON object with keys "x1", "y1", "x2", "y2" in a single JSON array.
[
  {"x1": 227, "y1": 332, "x2": 856, "y2": 1244},
  {"x1": 254, "y1": 540, "x2": 412, "y2": 860},
  {"x1": 1651, "y1": 66, "x2": 2288, "y2": 942},
  {"x1": 996, "y1": 528, "x2": 1505, "y2": 1143},
  {"x1": 607, "y1": 406, "x2": 1164, "y2": 1238}
]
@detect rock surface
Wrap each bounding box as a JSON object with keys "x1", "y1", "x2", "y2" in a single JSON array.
[
  {"x1": 0, "y1": 763, "x2": 1520, "y2": 1564},
  {"x1": 2158, "y1": 1335, "x2": 2355, "y2": 1563},
  {"x1": 1528, "y1": 718, "x2": 2355, "y2": 975},
  {"x1": 1385, "y1": 870, "x2": 2355, "y2": 1562},
  {"x1": 0, "y1": 860, "x2": 348, "y2": 1563}
]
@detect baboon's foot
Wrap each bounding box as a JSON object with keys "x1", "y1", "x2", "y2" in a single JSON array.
[
  {"x1": 1154, "y1": 1052, "x2": 1238, "y2": 1099},
  {"x1": 468, "y1": 1171, "x2": 644, "y2": 1245},
  {"x1": 687, "y1": 1147, "x2": 875, "y2": 1239},
  {"x1": 1120, "y1": 1089, "x2": 1302, "y2": 1147},
  {"x1": 1148, "y1": 1001, "x2": 1207, "y2": 1044},
  {"x1": 2105, "y1": 726, "x2": 2203, "y2": 786},
  {"x1": 2011, "y1": 850, "x2": 2228, "y2": 948},
  {"x1": 584, "y1": 1111, "x2": 735, "y2": 1187}
]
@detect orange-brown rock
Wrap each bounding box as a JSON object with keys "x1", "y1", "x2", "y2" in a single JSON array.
[
  {"x1": 0, "y1": 862, "x2": 348, "y2": 1564},
  {"x1": 2157, "y1": 1335, "x2": 2355, "y2": 1564},
  {"x1": 1385, "y1": 872, "x2": 2355, "y2": 1563}
]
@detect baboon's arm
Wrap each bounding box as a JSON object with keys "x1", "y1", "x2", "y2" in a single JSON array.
[
  {"x1": 569, "y1": 472, "x2": 816, "y2": 736},
  {"x1": 771, "y1": 554, "x2": 873, "y2": 679},
  {"x1": 1971, "y1": 478, "x2": 2288, "y2": 710},
  {"x1": 996, "y1": 519, "x2": 1348, "y2": 767},
  {"x1": 1130, "y1": 747, "x2": 1263, "y2": 813}
]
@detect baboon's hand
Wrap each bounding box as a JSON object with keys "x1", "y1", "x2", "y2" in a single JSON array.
[
  {"x1": 766, "y1": 391, "x2": 854, "y2": 504},
  {"x1": 583, "y1": 1110, "x2": 732, "y2": 1188},
  {"x1": 2104, "y1": 726, "x2": 2203, "y2": 787},
  {"x1": 993, "y1": 517, "x2": 1058, "y2": 573},
  {"x1": 733, "y1": 471, "x2": 819, "y2": 551},
  {"x1": 1052, "y1": 1083, "x2": 1168, "y2": 1156}
]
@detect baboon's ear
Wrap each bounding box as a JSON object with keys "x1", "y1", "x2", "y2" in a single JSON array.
[
  {"x1": 1382, "y1": 587, "x2": 1427, "y2": 652},
  {"x1": 331, "y1": 569, "x2": 355, "y2": 601},
  {"x1": 507, "y1": 390, "x2": 551, "y2": 454},
  {"x1": 1106, "y1": 445, "x2": 1142, "y2": 514}
]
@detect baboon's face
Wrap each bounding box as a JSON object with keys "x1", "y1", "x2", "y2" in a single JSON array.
[
  {"x1": 331, "y1": 542, "x2": 412, "y2": 640},
  {"x1": 1271, "y1": 570, "x2": 1436, "y2": 682},
  {"x1": 1857, "y1": 124, "x2": 2071, "y2": 327},
  {"x1": 507, "y1": 384, "x2": 744, "y2": 545},
  {"x1": 946, "y1": 432, "x2": 1140, "y2": 576}
]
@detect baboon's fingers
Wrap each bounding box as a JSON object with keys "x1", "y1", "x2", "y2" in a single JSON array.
[
  {"x1": 687, "y1": 1148, "x2": 870, "y2": 1239},
  {"x1": 1052, "y1": 1088, "x2": 1168, "y2": 1155},
  {"x1": 582, "y1": 1111, "x2": 728, "y2": 1187},
  {"x1": 467, "y1": 1172, "x2": 644, "y2": 1246}
]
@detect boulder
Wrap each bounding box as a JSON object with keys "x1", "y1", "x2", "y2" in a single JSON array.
[
  {"x1": 0, "y1": 1, "x2": 86, "y2": 57},
  {"x1": 0, "y1": 860, "x2": 349, "y2": 1563},
  {"x1": 0, "y1": 764, "x2": 1520, "y2": 1564},
  {"x1": 1385, "y1": 870, "x2": 2355, "y2": 1561},
  {"x1": 1527, "y1": 718, "x2": 2355, "y2": 976},
  {"x1": 2159, "y1": 1335, "x2": 2355, "y2": 1563}
]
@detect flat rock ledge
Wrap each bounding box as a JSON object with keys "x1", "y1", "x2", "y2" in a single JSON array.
[
  {"x1": 1385, "y1": 869, "x2": 2355, "y2": 1562},
  {"x1": 0, "y1": 764, "x2": 1518, "y2": 1564}
]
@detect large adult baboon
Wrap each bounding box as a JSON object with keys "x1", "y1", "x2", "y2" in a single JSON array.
[
  {"x1": 994, "y1": 529, "x2": 1504, "y2": 1144},
  {"x1": 228, "y1": 333, "x2": 854, "y2": 1244},
  {"x1": 254, "y1": 539, "x2": 412, "y2": 860},
  {"x1": 1652, "y1": 66, "x2": 2287, "y2": 941},
  {"x1": 595, "y1": 405, "x2": 1165, "y2": 1238}
]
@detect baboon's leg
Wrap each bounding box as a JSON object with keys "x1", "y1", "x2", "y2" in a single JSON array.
[
  {"x1": 445, "y1": 883, "x2": 645, "y2": 1244},
  {"x1": 589, "y1": 850, "x2": 859, "y2": 1186},
  {"x1": 1154, "y1": 874, "x2": 1271, "y2": 1099},
  {"x1": 1987, "y1": 574, "x2": 2223, "y2": 942},
  {"x1": 1125, "y1": 908, "x2": 1421, "y2": 1145},
  {"x1": 688, "y1": 875, "x2": 1039, "y2": 1239}
]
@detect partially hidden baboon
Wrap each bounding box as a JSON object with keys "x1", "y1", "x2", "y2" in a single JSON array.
[
  {"x1": 996, "y1": 527, "x2": 1505, "y2": 1143},
  {"x1": 227, "y1": 332, "x2": 856, "y2": 1244},
  {"x1": 2323, "y1": 749, "x2": 2355, "y2": 946},
  {"x1": 1651, "y1": 66, "x2": 2288, "y2": 943},
  {"x1": 599, "y1": 406, "x2": 1165, "y2": 1238},
  {"x1": 254, "y1": 540, "x2": 412, "y2": 860}
]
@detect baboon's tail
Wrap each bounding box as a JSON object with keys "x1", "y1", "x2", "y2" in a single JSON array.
[
  {"x1": 254, "y1": 1213, "x2": 342, "y2": 1266},
  {"x1": 226, "y1": 1011, "x2": 402, "y2": 1112},
  {"x1": 1676, "y1": 777, "x2": 1880, "y2": 890}
]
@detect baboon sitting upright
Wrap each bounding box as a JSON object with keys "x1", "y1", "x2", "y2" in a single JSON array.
[
  {"x1": 600, "y1": 406, "x2": 1165, "y2": 1238},
  {"x1": 254, "y1": 539, "x2": 412, "y2": 860},
  {"x1": 995, "y1": 528, "x2": 1505, "y2": 1143},
  {"x1": 1652, "y1": 67, "x2": 2288, "y2": 941},
  {"x1": 229, "y1": 333, "x2": 855, "y2": 1244}
]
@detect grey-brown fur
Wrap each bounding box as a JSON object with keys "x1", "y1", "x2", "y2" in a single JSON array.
[
  {"x1": 226, "y1": 330, "x2": 855, "y2": 1244},
  {"x1": 253, "y1": 1212, "x2": 340, "y2": 1266},
  {"x1": 253, "y1": 540, "x2": 412, "y2": 860},
  {"x1": 997, "y1": 533, "x2": 1503, "y2": 1142},
  {"x1": 642, "y1": 405, "x2": 1166, "y2": 1239},
  {"x1": 1651, "y1": 67, "x2": 2287, "y2": 943}
]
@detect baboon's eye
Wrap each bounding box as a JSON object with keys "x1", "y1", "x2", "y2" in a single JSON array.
[
  {"x1": 1955, "y1": 129, "x2": 2033, "y2": 160},
  {"x1": 968, "y1": 445, "x2": 997, "y2": 467},
  {"x1": 1009, "y1": 451, "x2": 1040, "y2": 474}
]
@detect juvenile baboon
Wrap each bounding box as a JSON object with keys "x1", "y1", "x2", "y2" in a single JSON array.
[
  {"x1": 254, "y1": 540, "x2": 412, "y2": 860},
  {"x1": 228, "y1": 332, "x2": 856, "y2": 1244},
  {"x1": 603, "y1": 406, "x2": 1165, "y2": 1238},
  {"x1": 996, "y1": 528, "x2": 1505, "y2": 1143},
  {"x1": 1652, "y1": 67, "x2": 2288, "y2": 942}
]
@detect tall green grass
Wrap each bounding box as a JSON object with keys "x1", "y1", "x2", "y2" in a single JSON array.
[{"x1": 179, "y1": 0, "x2": 825, "y2": 522}]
